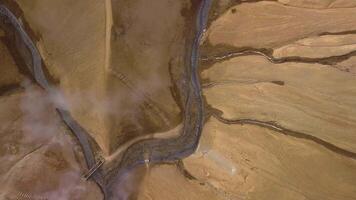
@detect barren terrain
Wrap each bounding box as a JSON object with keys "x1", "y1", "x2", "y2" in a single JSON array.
[{"x1": 0, "y1": 0, "x2": 356, "y2": 199}]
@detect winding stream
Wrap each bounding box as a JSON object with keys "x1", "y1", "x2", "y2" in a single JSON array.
[
  {"x1": 0, "y1": 0, "x2": 212, "y2": 199},
  {"x1": 0, "y1": 4, "x2": 107, "y2": 196}
]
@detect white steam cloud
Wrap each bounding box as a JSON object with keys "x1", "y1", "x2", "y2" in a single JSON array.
[{"x1": 0, "y1": 80, "x2": 101, "y2": 199}]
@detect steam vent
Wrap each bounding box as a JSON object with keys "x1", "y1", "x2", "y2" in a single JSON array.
[{"x1": 1, "y1": 0, "x2": 356, "y2": 199}]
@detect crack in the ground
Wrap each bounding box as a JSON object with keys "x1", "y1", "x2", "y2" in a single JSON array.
[
  {"x1": 234, "y1": 0, "x2": 277, "y2": 6},
  {"x1": 319, "y1": 29, "x2": 356, "y2": 36},
  {"x1": 201, "y1": 48, "x2": 356, "y2": 67},
  {"x1": 212, "y1": 113, "x2": 356, "y2": 160},
  {"x1": 175, "y1": 160, "x2": 240, "y2": 200},
  {"x1": 176, "y1": 160, "x2": 197, "y2": 180},
  {"x1": 202, "y1": 79, "x2": 284, "y2": 89}
]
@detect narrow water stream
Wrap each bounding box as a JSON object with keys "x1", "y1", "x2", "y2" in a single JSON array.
[{"x1": 0, "y1": 0, "x2": 212, "y2": 199}]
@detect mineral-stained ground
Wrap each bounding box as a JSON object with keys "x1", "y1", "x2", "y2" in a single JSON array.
[{"x1": 1, "y1": 0, "x2": 356, "y2": 199}]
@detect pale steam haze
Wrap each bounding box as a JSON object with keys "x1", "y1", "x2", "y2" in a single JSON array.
[
  {"x1": 0, "y1": 80, "x2": 101, "y2": 199},
  {"x1": 16, "y1": 79, "x2": 148, "y2": 200},
  {"x1": 110, "y1": 167, "x2": 147, "y2": 200},
  {"x1": 44, "y1": 170, "x2": 87, "y2": 200},
  {"x1": 20, "y1": 79, "x2": 60, "y2": 143}
]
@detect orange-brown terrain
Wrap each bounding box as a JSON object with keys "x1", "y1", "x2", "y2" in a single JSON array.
[{"x1": 0, "y1": 0, "x2": 356, "y2": 199}]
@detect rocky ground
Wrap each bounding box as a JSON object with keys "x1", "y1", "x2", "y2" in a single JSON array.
[
  {"x1": 14, "y1": 0, "x2": 193, "y2": 155},
  {"x1": 1, "y1": 0, "x2": 356, "y2": 200},
  {"x1": 138, "y1": 1, "x2": 356, "y2": 200}
]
